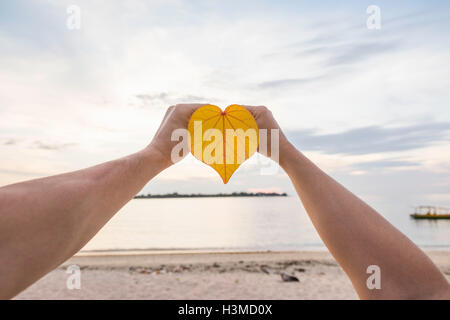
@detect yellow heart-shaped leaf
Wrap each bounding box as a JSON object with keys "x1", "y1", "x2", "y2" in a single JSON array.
[{"x1": 188, "y1": 104, "x2": 259, "y2": 184}]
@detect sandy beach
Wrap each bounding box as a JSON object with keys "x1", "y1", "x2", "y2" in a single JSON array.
[{"x1": 14, "y1": 250, "x2": 450, "y2": 300}]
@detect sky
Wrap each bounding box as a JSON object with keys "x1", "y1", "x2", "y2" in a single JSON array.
[{"x1": 1, "y1": 0, "x2": 450, "y2": 214}]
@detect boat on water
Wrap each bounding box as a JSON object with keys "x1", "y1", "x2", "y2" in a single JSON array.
[{"x1": 410, "y1": 206, "x2": 450, "y2": 219}]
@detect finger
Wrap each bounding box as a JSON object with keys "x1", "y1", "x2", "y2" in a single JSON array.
[{"x1": 240, "y1": 105, "x2": 266, "y2": 119}]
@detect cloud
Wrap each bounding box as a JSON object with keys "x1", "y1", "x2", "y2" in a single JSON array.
[
  {"x1": 259, "y1": 37, "x2": 400, "y2": 89},
  {"x1": 32, "y1": 141, "x2": 77, "y2": 151},
  {"x1": 323, "y1": 41, "x2": 400, "y2": 67},
  {"x1": 287, "y1": 122, "x2": 450, "y2": 155},
  {"x1": 135, "y1": 92, "x2": 215, "y2": 109},
  {"x1": 1, "y1": 0, "x2": 450, "y2": 204},
  {"x1": 354, "y1": 159, "x2": 419, "y2": 170},
  {"x1": 1, "y1": 138, "x2": 77, "y2": 150},
  {"x1": 258, "y1": 74, "x2": 328, "y2": 89},
  {"x1": 2, "y1": 139, "x2": 17, "y2": 145}
]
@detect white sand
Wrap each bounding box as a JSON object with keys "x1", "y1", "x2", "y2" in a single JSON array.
[{"x1": 14, "y1": 250, "x2": 450, "y2": 300}]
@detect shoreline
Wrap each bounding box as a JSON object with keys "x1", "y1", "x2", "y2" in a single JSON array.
[
  {"x1": 67, "y1": 250, "x2": 338, "y2": 268},
  {"x1": 15, "y1": 250, "x2": 450, "y2": 300},
  {"x1": 76, "y1": 248, "x2": 328, "y2": 257},
  {"x1": 77, "y1": 245, "x2": 450, "y2": 257}
]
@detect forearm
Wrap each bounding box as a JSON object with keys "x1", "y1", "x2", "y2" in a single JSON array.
[
  {"x1": 280, "y1": 142, "x2": 449, "y2": 299},
  {"x1": 0, "y1": 146, "x2": 169, "y2": 299}
]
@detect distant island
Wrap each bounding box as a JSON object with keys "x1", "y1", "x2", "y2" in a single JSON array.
[{"x1": 134, "y1": 192, "x2": 287, "y2": 199}]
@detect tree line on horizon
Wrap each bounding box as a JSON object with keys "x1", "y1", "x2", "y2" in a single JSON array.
[{"x1": 134, "y1": 191, "x2": 288, "y2": 199}]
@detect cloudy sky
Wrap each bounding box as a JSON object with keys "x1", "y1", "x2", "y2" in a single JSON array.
[{"x1": 1, "y1": 0, "x2": 450, "y2": 213}]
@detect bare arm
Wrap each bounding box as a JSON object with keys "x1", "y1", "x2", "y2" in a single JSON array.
[
  {"x1": 0, "y1": 104, "x2": 201, "y2": 299},
  {"x1": 245, "y1": 105, "x2": 450, "y2": 300}
]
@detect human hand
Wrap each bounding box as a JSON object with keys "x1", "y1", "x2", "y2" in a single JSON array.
[
  {"x1": 148, "y1": 103, "x2": 205, "y2": 166},
  {"x1": 241, "y1": 105, "x2": 291, "y2": 161},
  {"x1": 147, "y1": 104, "x2": 292, "y2": 167}
]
